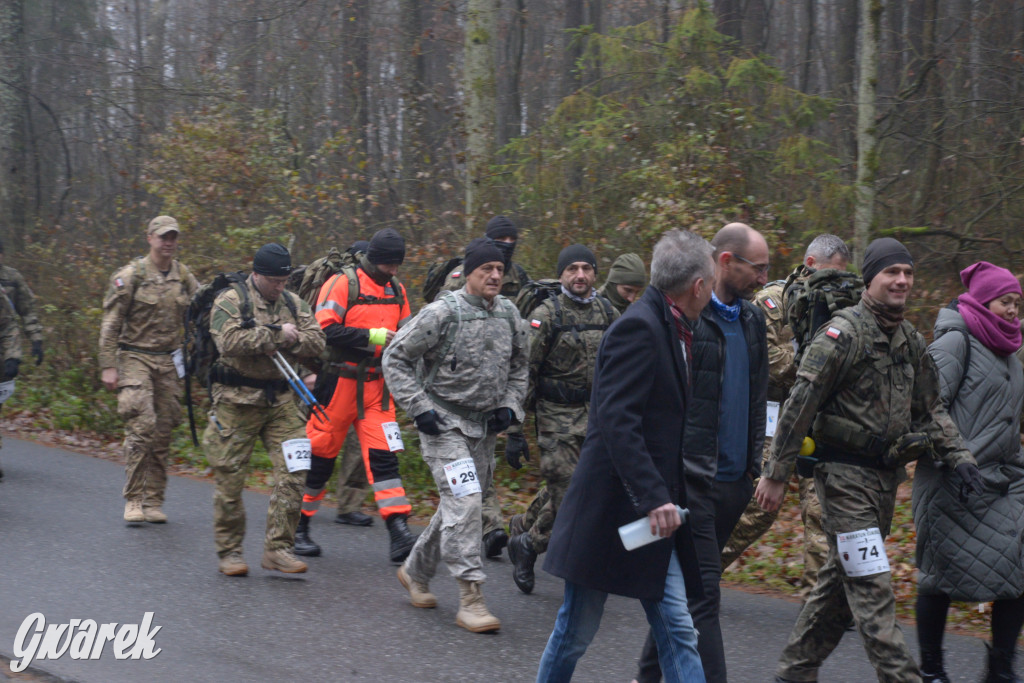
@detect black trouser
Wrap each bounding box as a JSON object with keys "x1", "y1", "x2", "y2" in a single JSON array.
[
  {"x1": 635, "y1": 475, "x2": 754, "y2": 683},
  {"x1": 917, "y1": 591, "x2": 1024, "y2": 656}
]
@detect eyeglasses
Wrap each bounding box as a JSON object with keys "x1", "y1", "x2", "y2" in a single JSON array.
[{"x1": 732, "y1": 253, "x2": 770, "y2": 275}]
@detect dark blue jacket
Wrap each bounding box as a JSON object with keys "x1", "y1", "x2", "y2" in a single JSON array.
[
  {"x1": 683, "y1": 300, "x2": 768, "y2": 486},
  {"x1": 542, "y1": 286, "x2": 704, "y2": 602}
]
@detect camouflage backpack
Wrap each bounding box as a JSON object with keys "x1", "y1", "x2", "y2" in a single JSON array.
[
  {"x1": 422, "y1": 257, "x2": 464, "y2": 304},
  {"x1": 783, "y1": 267, "x2": 864, "y2": 363},
  {"x1": 514, "y1": 278, "x2": 615, "y2": 350},
  {"x1": 291, "y1": 247, "x2": 355, "y2": 309}
]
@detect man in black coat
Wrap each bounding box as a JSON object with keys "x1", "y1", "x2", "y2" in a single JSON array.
[{"x1": 535, "y1": 230, "x2": 714, "y2": 683}]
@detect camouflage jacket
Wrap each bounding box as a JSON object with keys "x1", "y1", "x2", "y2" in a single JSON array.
[
  {"x1": 0, "y1": 264, "x2": 42, "y2": 343},
  {"x1": 442, "y1": 261, "x2": 529, "y2": 299},
  {"x1": 526, "y1": 292, "x2": 618, "y2": 436},
  {"x1": 0, "y1": 293, "x2": 21, "y2": 361},
  {"x1": 210, "y1": 275, "x2": 325, "y2": 406},
  {"x1": 383, "y1": 289, "x2": 529, "y2": 439},
  {"x1": 99, "y1": 257, "x2": 199, "y2": 369},
  {"x1": 755, "y1": 278, "x2": 797, "y2": 402},
  {"x1": 764, "y1": 300, "x2": 973, "y2": 481}
]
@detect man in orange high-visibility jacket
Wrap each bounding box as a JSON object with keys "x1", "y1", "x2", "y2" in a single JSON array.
[{"x1": 296, "y1": 228, "x2": 416, "y2": 563}]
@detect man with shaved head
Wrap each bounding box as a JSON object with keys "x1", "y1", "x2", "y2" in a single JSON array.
[{"x1": 634, "y1": 222, "x2": 770, "y2": 683}]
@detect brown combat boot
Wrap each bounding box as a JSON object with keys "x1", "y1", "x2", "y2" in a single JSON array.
[
  {"x1": 455, "y1": 579, "x2": 501, "y2": 633},
  {"x1": 261, "y1": 548, "x2": 308, "y2": 574},
  {"x1": 143, "y1": 506, "x2": 168, "y2": 523},
  {"x1": 397, "y1": 565, "x2": 437, "y2": 608},
  {"x1": 218, "y1": 552, "x2": 249, "y2": 576},
  {"x1": 123, "y1": 499, "x2": 145, "y2": 524}
]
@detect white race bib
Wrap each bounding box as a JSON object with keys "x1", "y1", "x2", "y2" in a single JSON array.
[
  {"x1": 444, "y1": 458, "x2": 482, "y2": 498},
  {"x1": 282, "y1": 438, "x2": 312, "y2": 473},
  {"x1": 837, "y1": 527, "x2": 890, "y2": 577},
  {"x1": 0, "y1": 379, "x2": 15, "y2": 404},
  {"x1": 765, "y1": 400, "x2": 780, "y2": 438},
  {"x1": 382, "y1": 421, "x2": 405, "y2": 452},
  {"x1": 171, "y1": 348, "x2": 185, "y2": 379}
]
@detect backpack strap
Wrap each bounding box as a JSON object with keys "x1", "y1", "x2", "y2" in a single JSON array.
[{"x1": 422, "y1": 292, "x2": 518, "y2": 391}]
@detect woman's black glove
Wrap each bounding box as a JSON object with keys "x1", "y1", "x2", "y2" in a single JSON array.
[
  {"x1": 3, "y1": 358, "x2": 20, "y2": 380},
  {"x1": 955, "y1": 462, "x2": 984, "y2": 502}
]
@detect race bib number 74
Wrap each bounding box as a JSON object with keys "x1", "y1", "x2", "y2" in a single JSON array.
[
  {"x1": 837, "y1": 527, "x2": 890, "y2": 577},
  {"x1": 444, "y1": 458, "x2": 482, "y2": 498}
]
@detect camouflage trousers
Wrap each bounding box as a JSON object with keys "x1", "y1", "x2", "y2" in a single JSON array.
[
  {"x1": 203, "y1": 398, "x2": 306, "y2": 557},
  {"x1": 403, "y1": 428, "x2": 496, "y2": 584},
  {"x1": 335, "y1": 427, "x2": 370, "y2": 514},
  {"x1": 777, "y1": 463, "x2": 921, "y2": 683},
  {"x1": 117, "y1": 352, "x2": 182, "y2": 506},
  {"x1": 521, "y1": 433, "x2": 583, "y2": 554},
  {"x1": 721, "y1": 443, "x2": 827, "y2": 594}
]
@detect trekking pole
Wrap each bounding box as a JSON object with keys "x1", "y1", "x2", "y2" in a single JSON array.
[{"x1": 271, "y1": 351, "x2": 331, "y2": 424}]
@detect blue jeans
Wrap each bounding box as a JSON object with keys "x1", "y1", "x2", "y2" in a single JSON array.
[{"x1": 536, "y1": 550, "x2": 704, "y2": 683}]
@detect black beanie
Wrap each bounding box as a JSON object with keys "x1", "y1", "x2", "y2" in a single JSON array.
[
  {"x1": 463, "y1": 238, "x2": 504, "y2": 277},
  {"x1": 367, "y1": 228, "x2": 405, "y2": 265},
  {"x1": 348, "y1": 240, "x2": 370, "y2": 256},
  {"x1": 557, "y1": 244, "x2": 598, "y2": 277},
  {"x1": 485, "y1": 215, "x2": 518, "y2": 241},
  {"x1": 253, "y1": 243, "x2": 292, "y2": 276},
  {"x1": 861, "y1": 237, "x2": 913, "y2": 285}
]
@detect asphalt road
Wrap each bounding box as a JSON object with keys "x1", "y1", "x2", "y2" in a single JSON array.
[{"x1": 0, "y1": 437, "x2": 994, "y2": 682}]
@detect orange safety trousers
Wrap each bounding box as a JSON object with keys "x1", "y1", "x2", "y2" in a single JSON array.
[{"x1": 304, "y1": 375, "x2": 411, "y2": 520}]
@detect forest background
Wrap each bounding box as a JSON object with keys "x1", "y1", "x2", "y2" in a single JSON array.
[{"x1": 1, "y1": 0, "x2": 1022, "y2": 631}]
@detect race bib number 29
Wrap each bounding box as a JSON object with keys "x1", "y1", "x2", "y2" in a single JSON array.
[
  {"x1": 837, "y1": 527, "x2": 890, "y2": 577},
  {"x1": 444, "y1": 458, "x2": 482, "y2": 498}
]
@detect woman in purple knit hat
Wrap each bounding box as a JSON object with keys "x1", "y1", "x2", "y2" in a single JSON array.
[{"x1": 913, "y1": 261, "x2": 1024, "y2": 683}]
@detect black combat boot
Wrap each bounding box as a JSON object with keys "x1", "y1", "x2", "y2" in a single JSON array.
[
  {"x1": 386, "y1": 514, "x2": 417, "y2": 563},
  {"x1": 507, "y1": 533, "x2": 537, "y2": 594},
  {"x1": 482, "y1": 528, "x2": 508, "y2": 559},
  {"x1": 293, "y1": 516, "x2": 321, "y2": 557},
  {"x1": 335, "y1": 510, "x2": 373, "y2": 526},
  {"x1": 919, "y1": 646, "x2": 950, "y2": 683},
  {"x1": 982, "y1": 643, "x2": 1023, "y2": 683}
]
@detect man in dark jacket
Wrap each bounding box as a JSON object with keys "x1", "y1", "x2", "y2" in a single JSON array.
[
  {"x1": 536, "y1": 229, "x2": 713, "y2": 683},
  {"x1": 635, "y1": 222, "x2": 770, "y2": 683}
]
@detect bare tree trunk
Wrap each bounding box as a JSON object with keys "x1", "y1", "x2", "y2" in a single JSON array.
[
  {"x1": 0, "y1": 0, "x2": 27, "y2": 248},
  {"x1": 564, "y1": 0, "x2": 584, "y2": 95},
  {"x1": 496, "y1": 0, "x2": 526, "y2": 148},
  {"x1": 854, "y1": 0, "x2": 883, "y2": 257},
  {"x1": 834, "y1": 0, "x2": 859, "y2": 161},
  {"x1": 799, "y1": 0, "x2": 816, "y2": 93},
  {"x1": 742, "y1": 0, "x2": 767, "y2": 53},
  {"x1": 344, "y1": 0, "x2": 371, "y2": 208},
  {"x1": 715, "y1": 0, "x2": 743, "y2": 43},
  {"x1": 911, "y1": 0, "x2": 943, "y2": 226},
  {"x1": 464, "y1": 0, "x2": 497, "y2": 230}
]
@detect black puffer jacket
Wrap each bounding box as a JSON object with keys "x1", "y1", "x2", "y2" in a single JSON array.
[{"x1": 683, "y1": 300, "x2": 769, "y2": 485}]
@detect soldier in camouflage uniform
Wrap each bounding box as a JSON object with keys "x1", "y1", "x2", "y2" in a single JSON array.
[
  {"x1": 440, "y1": 215, "x2": 530, "y2": 559},
  {"x1": 756, "y1": 238, "x2": 981, "y2": 683},
  {"x1": 597, "y1": 252, "x2": 646, "y2": 314},
  {"x1": 0, "y1": 292, "x2": 22, "y2": 480},
  {"x1": 0, "y1": 240, "x2": 43, "y2": 482},
  {"x1": 384, "y1": 238, "x2": 529, "y2": 633},
  {"x1": 721, "y1": 235, "x2": 850, "y2": 595},
  {"x1": 506, "y1": 244, "x2": 618, "y2": 595},
  {"x1": 0, "y1": 239, "x2": 43, "y2": 366},
  {"x1": 99, "y1": 216, "x2": 199, "y2": 524},
  {"x1": 204, "y1": 243, "x2": 325, "y2": 576}
]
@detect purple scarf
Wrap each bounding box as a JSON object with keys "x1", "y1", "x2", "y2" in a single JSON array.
[{"x1": 958, "y1": 292, "x2": 1021, "y2": 356}]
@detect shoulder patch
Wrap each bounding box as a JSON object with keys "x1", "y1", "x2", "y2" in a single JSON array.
[
  {"x1": 114, "y1": 277, "x2": 125, "y2": 289},
  {"x1": 530, "y1": 319, "x2": 542, "y2": 328},
  {"x1": 764, "y1": 296, "x2": 777, "y2": 310},
  {"x1": 825, "y1": 326, "x2": 842, "y2": 340},
  {"x1": 451, "y1": 271, "x2": 461, "y2": 278}
]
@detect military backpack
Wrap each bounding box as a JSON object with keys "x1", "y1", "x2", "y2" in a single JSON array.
[
  {"x1": 514, "y1": 278, "x2": 615, "y2": 348},
  {"x1": 289, "y1": 247, "x2": 405, "y2": 323},
  {"x1": 784, "y1": 267, "x2": 864, "y2": 363}
]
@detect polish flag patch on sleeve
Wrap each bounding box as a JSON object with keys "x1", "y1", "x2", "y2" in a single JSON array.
[
  {"x1": 530, "y1": 319, "x2": 542, "y2": 328},
  {"x1": 825, "y1": 326, "x2": 842, "y2": 339},
  {"x1": 114, "y1": 277, "x2": 125, "y2": 289},
  {"x1": 764, "y1": 297, "x2": 777, "y2": 310}
]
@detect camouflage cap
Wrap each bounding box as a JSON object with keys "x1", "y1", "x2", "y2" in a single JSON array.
[{"x1": 147, "y1": 215, "x2": 180, "y2": 236}]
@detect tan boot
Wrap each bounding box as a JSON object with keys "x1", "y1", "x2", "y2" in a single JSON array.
[
  {"x1": 261, "y1": 548, "x2": 308, "y2": 574},
  {"x1": 455, "y1": 579, "x2": 501, "y2": 633},
  {"x1": 123, "y1": 499, "x2": 145, "y2": 524},
  {"x1": 398, "y1": 565, "x2": 437, "y2": 608},
  {"x1": 143, "y1": 506, "x2": 168, "y2": 523},
  {"x1": 218, "y1": 552, "x2": 249, "y2": 576}
]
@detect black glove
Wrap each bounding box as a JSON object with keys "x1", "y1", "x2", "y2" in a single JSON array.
[
  {"x1": 3, "y1": 358, "x2": 19, "y2": 380},
  {"x1": 487, "y1": 407, "x2": 513, "y2": 434},
  {"x1": 31, "y1": 340, "x2": 43, "y2": 366},
  {"x1": 414, "y1": 410, "x2": 445, "y2": 436},
  {"x1": 955, "y1": 462, "x2": 984, "y2": 502},
  {"x1": 504, "y1": 433, "x2": 531, "y2": 470}
]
